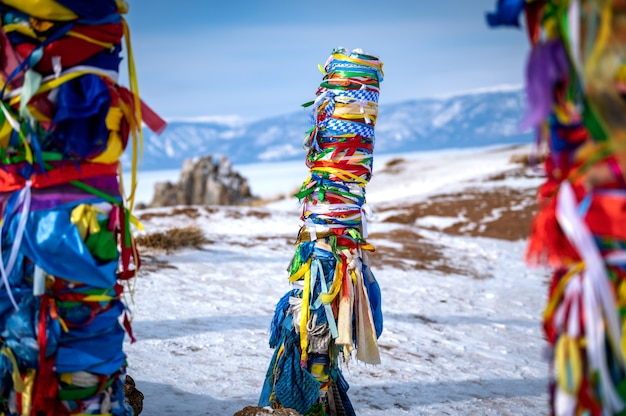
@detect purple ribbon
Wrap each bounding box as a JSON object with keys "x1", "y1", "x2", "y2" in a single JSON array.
[{"x1": 520, "y1": 39, "x2": 570, "y2": 131}]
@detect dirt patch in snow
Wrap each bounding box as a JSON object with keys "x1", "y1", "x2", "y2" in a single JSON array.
[
  {"x1": 367, "y1": 228, "x2": 469, "y2": 276},
  {"x1": 378, "y1": 186, "x2": 537, "y2": 241},
  {"x1": 370, "y1": 174, "x2": 539, "y2": 276}
]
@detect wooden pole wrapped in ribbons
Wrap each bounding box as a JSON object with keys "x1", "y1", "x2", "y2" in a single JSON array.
[
  {"x1": 0, "y1": 1, "x2": 166, "y2": 414},
  {"x1": 259, "y1": 47, "x2": 384, "y2": 416},
  {"x1": 487, "y1": 0, "x2": 626, "y2": 414}
]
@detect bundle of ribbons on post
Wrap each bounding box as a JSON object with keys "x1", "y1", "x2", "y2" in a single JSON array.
[
  {"x1": 258, "y1": 47, "x2": 384, "y2": 416},
  {"x1": 487, "y1": 0, "x2": 626, "y2": 414},
  {"x1": 0, "y1": 0, "x2": 166, "y2": 415}
]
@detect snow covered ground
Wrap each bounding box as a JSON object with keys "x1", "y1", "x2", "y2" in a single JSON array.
[{"x1": 124, "y1": 144, "x2": 551, "y2": 415}]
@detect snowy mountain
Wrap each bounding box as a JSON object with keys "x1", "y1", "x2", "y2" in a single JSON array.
[{"x1": 126, "y1": 88, "x2": 532, "y2": 171}]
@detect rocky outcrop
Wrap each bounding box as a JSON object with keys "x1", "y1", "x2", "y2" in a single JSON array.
[{"x1": 149, "y1": 155, "x2": 254, "y2": 207}]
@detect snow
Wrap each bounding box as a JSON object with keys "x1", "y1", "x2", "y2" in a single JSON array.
[
  {"x1": 124, "y1": 143, "x2": 551, "y2": 415},
  {"x1": 431, "y1": 101, "x2": 462, "y2": 128},
  {"x1": 415, "y1": 215, "x2": 463, "y2": 229},
  {"x1": 367, "y1": 145, "x2": 536, "y2": 205}
]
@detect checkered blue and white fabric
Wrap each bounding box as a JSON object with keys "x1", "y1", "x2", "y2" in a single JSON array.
[
  {"x1": 339, "y1": 89, "x2": 379, "y2": 104},
  {"x1": 321, "y1": 118, "x2": 374, "y2": 138}
]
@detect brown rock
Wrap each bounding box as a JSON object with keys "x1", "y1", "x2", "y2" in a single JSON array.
[
  {"x1": 124, "y1": 375, "x2": 144, "y2": 415},
  {"x1": 149, "y1": 155, "x2": 254, "y2": 207},
  {"x1": 233, "y1": 406, "x2": 301, "y2": 416}
]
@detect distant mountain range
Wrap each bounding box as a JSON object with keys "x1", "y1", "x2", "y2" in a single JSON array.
[{"x1": 123, "y1": 87, "x2": 532, "y2": 171}]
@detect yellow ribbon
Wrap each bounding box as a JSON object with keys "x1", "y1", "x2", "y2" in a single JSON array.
[
  {"x1": 0, "y1": 0, "x2": 77, "y2": 21},
  {"x1": 299, "y1": 259, "x2": 311, "y2": 364},
  {"x1": 83, "y1": 294, "x2": 115, "y2": 302},
  {"x1": 20, "y1": 369, "x2": 35, "y2": 416},
  {"x1": 0, "y1": 347, "x2": 25, "y2": 393},
  {"x1": 121, "y1": 17, "x2": 143, "y2": 213},
  {"x1": 584, "y1": 1, "x2": 613, "y2": 81},
  {"x1": 0, "y1": 116, "x2": 13, "y2": 149},
  {"x1": 555, "y1": 335, "x2": 583, "y2": 395},
  {"x1": 319, "y1": 259, "x2": 343, "y2": 304},
  {"x1": 70, "y1": 204, "x2": 104, "y2": 240},
  {"x1": 2, "y1": 23, "x2": 40, "y2": 40},
  {"x1": 67, "y1": 30, "x2": 115, "y2": 49},
  {"x1": 289, "y1": 260, "x2": 310, "y2": 283},
  {"x1": 542, "y1": 262, "x2": 585, "y2": 321},
  {"x1": 89, "y1": 107, "x2": 124, "y2": 163},
  {"x1": 313, "y1": 166, "x2": 368, "y2": 185}
]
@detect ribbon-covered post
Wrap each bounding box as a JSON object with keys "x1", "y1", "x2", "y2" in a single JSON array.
[
  {"x1": 0, "y1": 1, "x2": 165, "y2": 414},
  {"x1": 486, "y1": 1, "x2": 626, "y2": 414},
  {"x1": 258, "y1": 47, "x2": 384, "y2": 416}
]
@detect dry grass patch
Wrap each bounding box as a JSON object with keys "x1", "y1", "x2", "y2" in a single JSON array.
[
  {"x1": 135, "y1": 225, "x2": 210, "y2": 253},
  {"x1": 509, "y1": 151, "x2": 547, "y2": 167},
  {"x1": 379, "y1": 157, "x2": 406, "y2": 174}
]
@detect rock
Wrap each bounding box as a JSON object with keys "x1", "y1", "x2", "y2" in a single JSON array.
[
  {"x1": 124, "y1": 375, "x2": 144, "y2": 415},
  {"x1": 151, "y1": 181, "x2": 178, "y2": 207},
  {"x1": 149, "y1": 155, "x2": 254, "y2": 207},
  {"x1": 233, "y1": 406, "x2": 302, "y2": 416}
]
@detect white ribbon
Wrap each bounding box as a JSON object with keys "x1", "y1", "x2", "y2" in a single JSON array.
[
  {"x1": 289, "y1": 296, "x2": 303, "y2": 333},
  {"x1": 0, "y1": 181, "x2": 32, "y2": 310},
  {"x1": 361, "y1": 203, "x2": 373, "y2": 238},
  {"x1": 556, "y1": 182, "x2": 625, "y2": 412},
  {"x1": 52, "y1": 56, "x2": 62, "y2": 79}
]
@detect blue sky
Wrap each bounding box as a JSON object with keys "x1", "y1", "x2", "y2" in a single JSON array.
[{"x1": 124, "y1": 0, "x2": 530, "y2": 121}]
